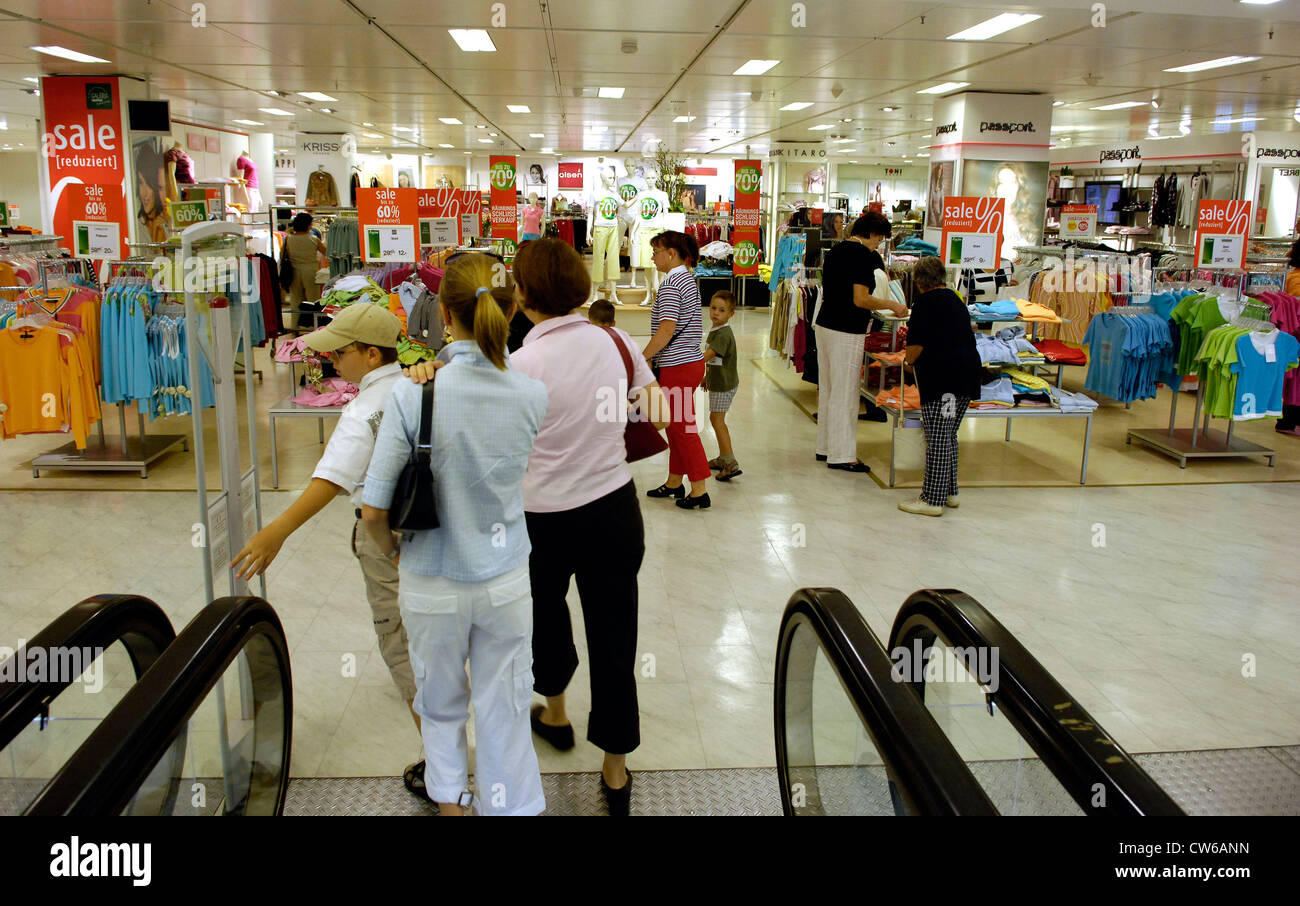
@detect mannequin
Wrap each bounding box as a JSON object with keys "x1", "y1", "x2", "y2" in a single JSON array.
[
  {"x1": 164, "y1": 140, "x2": 193, "y2": 202},
  {"x1": 521, "y1": 191, "x2": 544, "y2": 242},
  {"x1": 234, "y1": 149, "x2": 261, "y2": 211},
  {"x1": 615, "y1": 176, "x2": 640, "y2": 288},
  {"x1": 588, "y1": 166, "x2": 623, "y2": 302},
  {"x1": 631, "y1": 183, "x2": 670, "y2": 305}
]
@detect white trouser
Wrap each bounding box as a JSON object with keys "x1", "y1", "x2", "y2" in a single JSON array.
[
  {"x1": 398, "y1": 562, "x2": 545, "y2": 816},
  {"x1": 814, "y1": 324, "x2": 866, "y2": 464}
]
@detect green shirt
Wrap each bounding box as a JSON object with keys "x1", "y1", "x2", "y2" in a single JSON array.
[{"x1": 705, "y1": 324, "x2": 739, "y2": 392}]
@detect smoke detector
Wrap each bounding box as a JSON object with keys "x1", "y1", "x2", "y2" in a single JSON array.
[{"x1": 621, "y1": 38, "x2": 637, "y2": 54}]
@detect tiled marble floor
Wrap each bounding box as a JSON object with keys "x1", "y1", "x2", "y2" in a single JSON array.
[{"x1": 1, "y1": 309, "x2": 1298, "y2": 781}]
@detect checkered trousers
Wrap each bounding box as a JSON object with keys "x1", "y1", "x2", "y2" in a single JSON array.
[{"x1": 920, "y1": 396, "x2": 970, "y2": 506}]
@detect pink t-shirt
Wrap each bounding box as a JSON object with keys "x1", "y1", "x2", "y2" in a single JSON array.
[
  {"x1": 510, "y1": 314, "x2": 655, "y2": 512},
  {"x1": 522, "y1": 205, "x2": 543, "y2": 235},
  {"x1": 235, "y1": 155, "x2": 259, "y2": 188}
]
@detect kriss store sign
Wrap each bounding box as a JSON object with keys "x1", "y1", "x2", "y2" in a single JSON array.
[
  {"x1": 1194, "y1": 200, "x2": 1250, "y2": 269},
  {"x1": 41, "y1": 76, "x2": 129, "y2": 259},
  {"x1": 357, "y1": 187, "x2": 418, "y2": 263},
  {"x1": 941, "y1": 197, "x2": 1004, "y2": 269}
]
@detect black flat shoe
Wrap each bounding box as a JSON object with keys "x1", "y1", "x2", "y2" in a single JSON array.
[
  {"x1": 601, "y1": 769, "x2": 633, "y2": 816},
  {"x1": 530, "y1": 704, "x2": 575, "y2": 751},
  {"x1": 815, "y1": 454, "x2": 827, "y2": 462},
  {"x1": 828, "y1": 461, "x2": 871, "y2": 473},
  {"x1": 403, "y1": 760, "x2": 432, "y2": 803},
  {"x1": 646, "y1": 483, "x2": 685, "y2": 499},
  {"x1": 675, "y1": 493, "x2": 711, "y2": 509}
]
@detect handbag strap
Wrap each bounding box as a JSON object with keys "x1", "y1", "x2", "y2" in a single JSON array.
[
  {"x1": 597, "y1": 325, "x2": 635, "y2": 391},
  {"x1": 415, "y1": 378, "x2": 435, "y2": 458}
]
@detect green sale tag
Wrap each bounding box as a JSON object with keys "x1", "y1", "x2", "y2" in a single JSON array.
[
  {"x1": 168, "y1": 200, "x2": 208, "y2": 228},
  {"x1": 0, "y1": 202, "x2": 9, "y2": 228}
]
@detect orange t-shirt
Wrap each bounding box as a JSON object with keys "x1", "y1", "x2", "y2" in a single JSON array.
[
  {"x1": 1285, "y1": 269, "x2": 1300, "y2": 298},
  {"x1": 0, "y1": 328, "x2": 68, "y2": 438}
]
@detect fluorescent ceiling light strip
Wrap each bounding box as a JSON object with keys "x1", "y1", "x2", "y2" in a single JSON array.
[
  {"x1": 733, "y1": 59, "x2": 779, "y2": 76},
  {"x1": 1212, "y1": 116, "x2": 1264, "y2": 124},
  {"x1": 808, "y1": 124, "x2": 833, "y2": 130},
  {"x1": 673, "y1": 116, "x2": 696, "y2": 123},
  {"x1": 529, "y1": 133, "x2": 545, "y2": 138},
  {"x1": 780, "y1": 102, "x2": 813, "y2": 111},
  {"x1": 917, "y1": 82, "x2": 969, "y2": 95},
  {"x1": 507, "y1": 105, "x2": 531, "y2": 113},
  {"x1": 30, "y1": 45, "x2": 109, "y2": 63},
  {"x1": 438, "y1": 117, "x2": 462, "y2": 125},
  {"x1": 259, "y1": 108, "x2": 293, "y2": 116},
  {"x1": 1089, "y1": 101, "x2": 1147, "y2": 110},
  {"x1": 232, "y1": 119, "x2": 264, "y2": 126},
  {"x1": 1164, "y1": 55, "x2": 1260, "y2": 73},
  {"x1": 298, "y1": 91, "x2": 336, "y2": 102},
  {"x1": 598, "y1": 87, "x2": 625, "y2": 98},
  {"x1": 947, "y1": 13, "x2": 1041, "y2": 41},
  {"x1": 448, "y1": 29, "x2": 496, "y2": 52},
  {"x1": 438, "y1": 143, "x2": 453, "y2": 148}
]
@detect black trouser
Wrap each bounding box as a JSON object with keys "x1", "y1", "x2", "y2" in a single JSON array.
[{"x1": 525, "y1": 480, "x2": 644, "y2": 755}]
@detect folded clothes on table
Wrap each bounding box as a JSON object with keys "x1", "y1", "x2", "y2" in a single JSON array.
[
  {"x1": 876, "y1": 384, "x2": 922, "y2": 412},
  {"x1": 1033, "y1": 339, "x2": 1087, "y2": 365},
  {"x1": 1051, "y1": 388, "x2": 1099, "y2": 412}
]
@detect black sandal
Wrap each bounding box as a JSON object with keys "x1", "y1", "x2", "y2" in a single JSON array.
[
  {"x1": 646, "y1": 483, "x2": 685, "y2": 499},
  {"x1": 828, "y1": 461, "x2": 871, "y2": 473},
  {"x1": 404, "y1": 760, "x2": 433, "y2": 803}
]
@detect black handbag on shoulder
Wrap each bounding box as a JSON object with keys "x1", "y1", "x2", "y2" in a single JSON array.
[{"x1": 389, "y1": 379, "x2": 439, "y2": 532}]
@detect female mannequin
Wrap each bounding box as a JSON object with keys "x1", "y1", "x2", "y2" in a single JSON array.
[
  {"x1": 588, "y1": 167, "x2": 623, "y2": 303},
  {"x1": 234, "y1": 149, "x2": 261, "y2": 211},
  {"x1": 521, "y1": 192, "x2": 544, "y2": 242},
  {"x1": 164, "y1": 140, "x2": 193, "y2": 202}
]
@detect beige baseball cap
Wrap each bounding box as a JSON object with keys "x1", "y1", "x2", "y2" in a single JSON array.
[{"x1": 303, "y1": 302, "x2": 402, "y2": 353}]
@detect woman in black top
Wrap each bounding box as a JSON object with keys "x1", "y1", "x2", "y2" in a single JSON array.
[
  {"x1": 814, "y1": 212, "x2": 908, "y2": 472},
  {"x1": 899, "y1": 256, "x2": 981, "y2": 516}
]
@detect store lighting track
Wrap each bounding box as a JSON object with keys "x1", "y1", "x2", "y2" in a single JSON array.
[
  {"x1": 947, "y1": 13, "x2": 1041, "y2": 41},
  {"x1": 1164, "y1": 56, "x2": 1259, "y2": 73},
  {"x1": 448, "y1": 29, "x2": 496, "y2": 52},
  {"x1": 30, "y1": 45, "x2": 109, "y2": 63}
]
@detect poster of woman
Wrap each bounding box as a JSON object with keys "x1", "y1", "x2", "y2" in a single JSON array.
[
  {"x1": 926, "y1": 160, "x2": 953, "y2": 229},
  {"x1": 132, "y1": 137, "x2": 171, "y2": 243}
]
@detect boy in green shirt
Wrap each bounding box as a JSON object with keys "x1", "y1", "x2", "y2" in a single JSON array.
[{"x1": 702, "y1": 290, "x2": 742, "y2": 480}]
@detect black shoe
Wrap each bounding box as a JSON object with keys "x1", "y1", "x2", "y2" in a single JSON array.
[
  {"x1": 675, "y1": 493, "x2": 711, "y2": 509},
  {"x1": 828, "y1": 461, "x2": 871, "y2": 473},
  {"x1": 530, "y1": 704, "x2": 575, "y2": 751},
  {"x1": 815, "y1": 454, "x2": 827, "y2": 462},
  {"x1": 403, "y1": 760, "x2": 432, "y2": 804},
  {"x1": 646, "y1": 483, "x2": 685, "y2": 499},
  {"x1": 601, "y1": 769, "x2": 633, "y2": 816}
]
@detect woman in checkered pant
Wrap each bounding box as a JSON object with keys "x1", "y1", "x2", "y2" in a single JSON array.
[{"x1": 900, "y1": 257, "x2": 982, "y2": 516}]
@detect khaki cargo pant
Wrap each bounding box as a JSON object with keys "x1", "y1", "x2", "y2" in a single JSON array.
[{"x1": 351, "y1": 516, "x2": 417, "y2": 702}]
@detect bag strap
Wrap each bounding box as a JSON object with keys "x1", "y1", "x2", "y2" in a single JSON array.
[
  {"x1": 597, "y1": 325, "x2": 635, "y2": 391},
  {"x1": 415, "y1": 378, "x2": 435, "y2": 457}
]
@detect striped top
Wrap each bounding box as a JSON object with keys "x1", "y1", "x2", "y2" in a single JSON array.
[{"x1": 651, "y1": 264, "x2": 704, "y2": 368}]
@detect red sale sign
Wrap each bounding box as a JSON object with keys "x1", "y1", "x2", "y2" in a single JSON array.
[
  {"x1": 1060, "y1": 204, "x2": 1096, "y2": 239},
  {"x1": 417, "y1": 187, "x2": 481, "y2": 244},
  {"x1": 489, "y1": 156, "x2": 518, "y2": 255},
  {"x1": 68, "y1": 183, "x2": 127, "y2": 259},
  {"x1": 557, "y1": 161, "x2": 584, "y2": 190},
  {"x1": 41, "y1": 76, "x2": 129, "y2": 259},
  {"x1": 357, "y1": 187, "x2": 419, "y2": 263},
  {"x1": 940, "y1": 196, "x2": 1005, "y2": 269},
  {"x1": 1194, "y1": 200, "x2": 1250, "y2": 269}
]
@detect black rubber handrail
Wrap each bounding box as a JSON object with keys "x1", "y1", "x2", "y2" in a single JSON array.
[
  {"x1": 888, "y1": 589, "x2": 1184, "y2": 816},
  {"x1": 0, "y1": 595, "x2": 176, "y2": 751},
  {"x1": 24, "y1": 596, "x2": 293, "y2": 816},
  {"x1": 774, "y1": 588, "x2": 998, "y2": 816}
]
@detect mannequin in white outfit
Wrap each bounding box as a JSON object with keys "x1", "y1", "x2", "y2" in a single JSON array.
[
  {"x1": 631, "y1": 185, "x2": 669, "y2": 305},
  {"x1": 588, "y1": 166, "x2": 623, "y2": 303}
]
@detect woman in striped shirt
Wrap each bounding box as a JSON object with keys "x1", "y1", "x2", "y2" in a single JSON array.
[{"x1": 643, "y1": 230, "x2": 711, "y2": 509}]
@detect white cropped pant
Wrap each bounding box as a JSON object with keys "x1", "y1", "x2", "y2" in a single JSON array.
[
  {"x1": 398, "y1": 563, "x2": 545, "y2": 816},
  {"x1": 814, "y1": 324, "x2": 866, "y2": 464}
]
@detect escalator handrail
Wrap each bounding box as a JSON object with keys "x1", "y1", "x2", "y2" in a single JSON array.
[
  {"x1": 0, "y1": 595, "x2": 176, "y2": 751},
  {"x1": 24, "y1": 596, "x2": 293, "y2": 816},
  {"x1": 888, "y1": 589, "x2": 1184, "y2": 816},
  {"x1": 775, "y1": 587, "x2": 998, "y2": 815}
]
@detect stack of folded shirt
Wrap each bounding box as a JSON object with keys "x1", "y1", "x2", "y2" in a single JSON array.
[
  {"x1": 972, "y1": 376, "x2": 1015, "y2": 408},
  {"x1": 1051, "y1": 388, "x2": 1099, "y2": 412},
  {"x1": 975, "y1": 325, "x2": 1038, "y2": 364},
  {"x1": 969, "y1": 298, "x2": 1022, "y2": 319},
  {"x1": 1033, "y1": 339, "x2": 1087, "y2": 365},
  {"x1": 1013, "y1": 391, "x2": 1053, "y2": 407},
  {"x1": 1014, "y1": 299, "x2": 1062, "y2": 323},
  {"x1": 875, "y1": 384, "x2": 922, "y2": 412},
  {"x1": 999, "y1": 366, "x2": 1051, "y2": 393}
]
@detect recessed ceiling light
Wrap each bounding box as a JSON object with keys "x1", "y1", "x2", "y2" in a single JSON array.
[
  {"x1": 363, "y1": 122, "x2": 374, "y2": 127},
  {"x1": 540, "y1": 147, "x2": 555, "y2": 153},
  {"x1": 465, "y1": 151, "x2": 472, "y2": 155},
  {"x1": 1052, "y1": 101, "x2": 1065, "y2": 107},
  {"x1": 488, "y1": 132, "x2": 498, "y2": 136},
  {"x1": 1212, "y1": 116, "x2": 1265, "y2": 124},
  {"x1": 673, "y1": 115, "x2": 696, "y2": 123},
  {"x1": 480, "y1": 138, "x2": 496, "y2": 143},
  {"x1": 1090, "y1": 101, "x2": 1147, "y2": 110},
  {"x1": 917, "y1": 82, "x2": 969, "y2": 95},
  {"x1": 393, "y1": 126, "x2": 414, "y2": 132},
  {"x1": 363, "y1": 132, "x2": 383, "y2": 138},
  {"x1": 448, "y1": 29, "x2": 496, "y2": 52},
  {"x1": 947, "y1": 13, "x2": 1041, "y2": 41},
  {"x1": 23, "y1": 77, "x2": 38, "y2": 84},
  {"x1": 836, "y1": 148, "x2": 857, "y2": 153},
  {"x1": 834, "y1": 138, "x2": 854, "y2": 144},
  {"x1": 320, "y1": 108, "x2": 334, "y2": 114},
  {"x1": 780, "y1": 101, "x2": 813, "y2": 111},
  {"x1": 924, "y1": 117, "x2": 933, "y2": 122},
  {"x1": 881, "y1": 106, "x2": 897, "y2": 112},
  {"x1": 590, "y1": 125, "x2": 609, "y2": 132},
  {"x1": 298, "y1": 91, "x2": 337, "y2": 102},
  {"x1": 682, "y1": 147, "x2": 697, "y2": 152},
  {"x1": 598, "y1": 87, "x2": 625, "y2": 98},
  {"x1": 439, "y1": 117, "x2": 462, "y2": 125},
  {"x1": 733, "y1": 59, "x2": 779, "y2": 76},
  {"x1": 438, "y1": 143, "x2": 453, "y2": 148},
  {"x1": 232, "y1": 119, "x2": 264, "y2": 126},
  {"x1": 530, "y1": 133, "x2": 545, "y2": 138},
  {"x1": 808, "y1": 124, "x2": 834, "y2": 131},
  {"x1": 918, "y1": 153, "x2": 930, "y2": 158},
  {"x1": 29, "y1": 45, "x2": 109, "y2": 63},
  {"x1": 1164, "y1": 55, "x2": 1260, "y2": 73},
  {"x1": 507, "y1": 104, "x2": 531, "y2": 113},
  {"x1": 841, "y1": 118, "x2": 853, "y2": 123},
  {"x1": 259, "y1": 108, "x2": 294, "y2": 117},
  {"x1": 1240, "y1": 0, "x2": 1283, "y2": 4}
]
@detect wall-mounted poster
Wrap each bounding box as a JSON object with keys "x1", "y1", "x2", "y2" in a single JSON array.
[
  {"x1": 926, "y1": 160, "x2": 953, "y2": 228},
  {"x1": 526, "y1": 163, "x2": 546, "y2": 186},
  {"x1": 681, "y1": 183, "x2": 706, "y2": 210},
  {"x1": 397, "y1": 169, "x2": 415, "y2": 189},
  {"x1": 960, "y1": 159, "x2": 1049, "y2": 259}
]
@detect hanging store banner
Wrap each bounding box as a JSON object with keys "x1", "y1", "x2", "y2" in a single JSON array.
[
  {"x1": 40, "y1": 76, "x2": 130, "y2": 259},
  {"x1": 1194, "y1": 200, "x2": 1250, "y2": 269},
  {"x1": 1060, "y1": 204, "x2": 1096, "y2": 239},
  {"x1": 417, "y1": 187, "x2": 481, "y2": 245},
  {"x1": 940, "y1": 196, "x2": 1004, "y2": 269},
  {"x1": 557, "y1": 161, "x2": 584, "y2": 190},
  {"x1": 489, "y1": 155, "x2": 518, "y2": 255},
  {"x1": 69, "y1": 184, "x2": 126, "y2": 260},
  {"x1": 733, "y1": 160, "x2": 761, "y2": 230},
  {"x1": 732, "y1": 232, "x2": 761, "y2": 277},
  {"x1": 358, "y1": 187, "x2": 419, "y2": 263}
]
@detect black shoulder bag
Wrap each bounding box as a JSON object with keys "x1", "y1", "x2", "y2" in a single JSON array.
[{"x1": 389, "y1": 380, "x2": 439, "y2": 532}]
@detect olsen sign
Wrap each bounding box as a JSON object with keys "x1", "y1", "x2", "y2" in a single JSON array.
[{"x1": 40, "y1": 76, "x2": 130, "y2": 259}]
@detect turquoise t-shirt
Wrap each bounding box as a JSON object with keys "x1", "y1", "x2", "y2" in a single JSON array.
[{"x1": 1230, "y1": 330, "x2": 1299, "y2": 420}]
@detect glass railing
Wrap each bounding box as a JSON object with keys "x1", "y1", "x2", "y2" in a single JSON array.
[
  {"x1": 25, "y1": 597, "x2": 292, "y2": 816},
  {"x1": 774, "y1": 588, "x2": 997, "y2": 816}
]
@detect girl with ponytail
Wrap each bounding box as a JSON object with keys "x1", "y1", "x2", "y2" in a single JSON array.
[{"x1": 360, "y1": 251, "x2": 551, "y2": 816}]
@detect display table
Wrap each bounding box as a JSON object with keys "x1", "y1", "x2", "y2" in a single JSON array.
[
  {"x1": 579, "y1": 301, "x2": 653, "y2": 337},
  {"x1": 268, "y1": 397, "x2": 342, "y2": 488}
]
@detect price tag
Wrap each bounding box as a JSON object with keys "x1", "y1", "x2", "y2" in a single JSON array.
[
  {"x1": 1060, "y1": 204, "x2": 1096, "y2": 239},
  {"x1": 420, "y1": 217, "x2": 458, "y2": 247},
  {"x1": 460, "y1": 212, "x2": 480, "y2": 240},
  {"x1": 1193, "y1": 200, "x2": 1250, "y2": 269},
  {"x1": 939, "y1": 196, "x2": 1004, "y2": 269},
  {"x1": 945, "y1": 232, "x2": 996, "y2": 268},
  {"x1": 169, "y1": 200, "x2": 209, "y2": 228},
  {"x1": 1199, "y1": 234, "x2": 1242, "y2": 269},
  {"x1": 0, "y1": 201, "x2": 9, "y2": 228},
  {"x1": 366, "y1": 226, "x2": 416, "y2": 262},
  {"x1": 73, "y1": 221, "x2": 121, "y2": 259}
]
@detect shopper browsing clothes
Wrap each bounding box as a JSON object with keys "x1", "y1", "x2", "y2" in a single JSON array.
[
  {"x1": 898, "y1": 256, "x2": 981, "y2": 516},
  {"x1": 702, "y1": 290, "x2": 742, "y2": 480},
  {"x1": 229, "y1": 303, "x2": 425, "y2": 779},
  {"x1": 644, "y1": 230, "x2": 712, "y2": 509},
  {"x1": 283, "y1": 213, "x2": 327, "y2": 331},
  {"x1": 361, "y1": 253, "x2": 549, "y2": 816},
  {"x1": 816, "y1": 212, "x2": 909, "y2": 472}
]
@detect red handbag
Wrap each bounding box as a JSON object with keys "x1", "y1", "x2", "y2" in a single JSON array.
[{"x1": 597, "y1": 325, "x2": 668, "y2": 463}]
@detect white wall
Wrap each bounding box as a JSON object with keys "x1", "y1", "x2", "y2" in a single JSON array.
[{"x1": 0, "y1": 152, "x2": 42, "y2": 226}]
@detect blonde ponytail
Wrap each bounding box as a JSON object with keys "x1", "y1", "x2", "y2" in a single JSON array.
[{"x1": 441, "y1": 253, "x2": 513, "y2": 370}]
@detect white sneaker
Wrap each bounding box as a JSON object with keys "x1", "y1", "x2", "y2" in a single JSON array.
[
  {"x1": 898, "y1": 497, "x2": 944, "y2": 517},
  {"x1": 946, "y1": 496, "x2": 959, "y2": 508}
]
